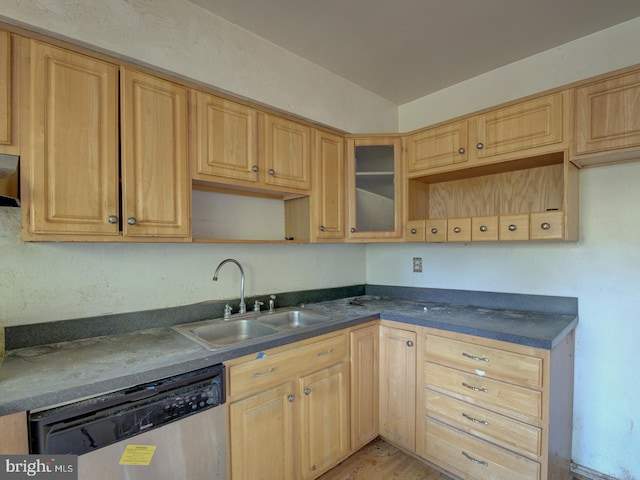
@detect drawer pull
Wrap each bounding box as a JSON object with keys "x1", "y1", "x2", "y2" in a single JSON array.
[
  {"x1": 252, "y1": 367, "x2": 278, "y2": 378},
  {"x1": 462, "y1": 352, "x2": 489, "y2": 362},
  {"x1": 462, "y1": 451, "x2": 488, "y2": 467},
  {"x1": 462, "y1": 382, "x2": 488, "y2": 393},
  {"x1": 462, "y1": 413, "x2": 489, "y2": 425},
  {"x1": 317, "y1": 348, "x2": 334, "y2": 357}
]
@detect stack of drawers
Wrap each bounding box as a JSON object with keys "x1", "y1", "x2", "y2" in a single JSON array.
[{"x1": 420, "y1": 331, "x2": 550, "y2": 480}]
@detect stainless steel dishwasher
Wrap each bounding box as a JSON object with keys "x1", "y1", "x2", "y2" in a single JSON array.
[{"x1": 28, "y1": 364, "x2": 226, "y2": 480}]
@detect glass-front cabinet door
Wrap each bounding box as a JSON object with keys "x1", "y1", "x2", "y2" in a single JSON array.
[{"x1": 346, "y1": 136, "x2": 404, "y2": 241}]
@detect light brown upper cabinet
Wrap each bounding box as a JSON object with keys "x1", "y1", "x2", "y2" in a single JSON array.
[
  {"x1": 347, "y1": 136, "x2": 404, "y2": 241},
  {"x1": 190, "y1": 92, "x2": 259, "y2": 185},
  {"x1": 310, "y1": 130, "x2": 346, "y2": 241},
  {"x1": 0, "y1": 29, "x2": 18, "y2": 154},
  {"x1": 261, "y1": 113, "x2": 311, "y2": 192},
  {"x1": 407, "y1": 92, "x2": 568, "y2": 177},
  {"x1": 21, "y1": 39, "x2": 190, "y2": 240},
  {"x1": 572, "y1": 69, "x2": 640, "y2": 167}
]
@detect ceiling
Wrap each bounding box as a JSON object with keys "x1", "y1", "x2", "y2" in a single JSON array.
[{"x1": 188, "y1": 0, "x2": 640, "y2": 104}]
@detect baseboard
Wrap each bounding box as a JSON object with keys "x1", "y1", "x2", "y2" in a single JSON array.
[{"x1": 571, "y1": 462, "x2": 621, "y2": 480}]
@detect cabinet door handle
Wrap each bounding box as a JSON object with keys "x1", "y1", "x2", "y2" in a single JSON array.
[
  {"x1": 458, "y1": 147, "x2": 465, "y2": 154},
  {"x1": 127, "y1": 217, "x2": 137, "y2": 225},
  {"x1": 268, "y1": 168, "x2": 276, "y2": 176},
  {"x1": 108, "y1": 215, "x2": 118, "y2": 224},
  {"x1": 406, "y1": 340, "x2": 414, "y2": 347},
  {"x1": 476, "y1": 142, "x2": 484, "y2": 150},
  {"x1": 252, "y1": 165, "x2": 259, "y2": 172},
  {"x1": 252, "y1": 367, "x2": 277, "y2": 378},
  {"x1": 462, "y1": 413, "x2": 489, "y2": 425},
  {"x1": 304, "y1": 387, "x2": 311, "y2": 395},
  {"x1": 319, "y1": 225, "x2": 325, "y2": 231},
  {"x1": 350, "y1": 227, "x2": 356, "y2": 233},
  {"x1": 317, "y1": 348, "x2": 334, "y2": 357},
  {"x1": 287, "y1": 395, "x2": 295, "y2": 402},
  {"x1": 462, "y1": 352, "x2": 489, "y2": 362},
  {"x1": 462, "y1": 451, "x2": 488, "y2": 466},
  {"x1": 462, "y1": 382, "x2": 488, "y2": 393}
]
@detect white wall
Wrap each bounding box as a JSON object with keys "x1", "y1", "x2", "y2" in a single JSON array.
[{"x1": 387, "y1": 18, "x2": 640, "y2": 478}]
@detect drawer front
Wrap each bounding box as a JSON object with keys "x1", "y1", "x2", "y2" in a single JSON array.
[
  {"x1": 229, "y1": 334, "x2": 346, "y2": 398},
  {"x1": 425, "y1": 389, "x2": 541, "y2": 457},
  {"x1": 425, "y1": 417, "x2": 540, "y2": 480},
  {"x1": 471, "y1": 216, "x2": 498, "y2": 242},
  {"x1": 530, "y1": 210, "x2": 564, "y2": 240},
  {"x1": 447, "y1": 217, "x2": 471, "y2": 242},
  {"x1": 425, "y1": 362, "x2": 542, "y2": 421},
  {"x1": 499, "y1": 214, "x2": 530, "y2": 241},
  {"x1": 406, "y1": 220, "x2": 426, "y2": 241},
  {"x1": 425, "y1": 334, "x2": 543, "y2": 388},
  {"x1": 425, "y1": 219, "x2": 447, "y2": 242}
]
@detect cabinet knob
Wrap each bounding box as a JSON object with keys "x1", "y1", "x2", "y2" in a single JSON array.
[
  {"x1": 288, "y1": 395, "x2": 295, "y2": 403},
  {"x1": 479, "y1": 225, "x2": 487, "y2": 232},
  {"x1": 108, "y1": 215, "x2": 118, "y2": 224},
  {"x1": 541, "y1": 222, "x2": 551, "y2": 230},
  {"x1": 350, "y1": 227, "x2": 356, "y2": 233},
  {"x1": 453, "y1": 227, "x2": 461, "y2": 233},
  {"x1": 410, "y1": 228, "x2": 417, "y2": 234},
  {"x1": 319, "y1": 225, "x2": 325, "y2": 231},
  {"x1": 252, "y1": 165, "x2": 259, "y2": 172},
  {"x1": 508, "y1": 224, "x2": 517, "y2": 232},
  {"x1": 476, "y1": 142, "x2": 484, "y2": 149},
  {"x1": 458, "y1": 147, "x2": 465, "y2": 154},
  {"x1": 431, "y1": 228, "x2": 438, "y2": 234},
  {"x1": 304, "y1": 387, "x2": 311, "y2": 395},
  {"x1": 127, "y1": 217, "x2": 137, "y2": 225},
  {"x1": 268, "y1": 168, "x2": 276, "y2": 176},
  {"x1": 406, "y1": 340, "x2": 414, "y2": 347}
]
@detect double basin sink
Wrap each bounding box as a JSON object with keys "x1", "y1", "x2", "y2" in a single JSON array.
[{"x1": 173, "y1": 307, "x2": 334, "y2": 350}]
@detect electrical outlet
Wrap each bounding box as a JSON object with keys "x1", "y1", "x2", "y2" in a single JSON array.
[{"x1": 413, "y1": 257, "x2": 423, "y2": 273}]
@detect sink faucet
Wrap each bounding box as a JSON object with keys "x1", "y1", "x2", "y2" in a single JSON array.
[{"x1": 213, "y1": 259, "x2": 246, "y2": 315}]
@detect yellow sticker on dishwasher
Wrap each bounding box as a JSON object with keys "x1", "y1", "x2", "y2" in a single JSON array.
[{"x1": 119, "y1": 445, "x2": 157, "y2": 465}]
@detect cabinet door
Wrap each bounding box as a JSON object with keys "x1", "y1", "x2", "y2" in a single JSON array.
[
  {"x1": 0, "y1": 30, "x2": 13, "y2": 150},
  {"x1": 350, "y1": 325, "x2": 379, "y2": 451},
  {"x1": 23, "y1": 40, "x2": 120, "y2": 235},
  {"x1": 379, "y1": 325, "x2": 416, "y2": 451},
  {"x1": 190, "y1": 91, "x2": 259, "y2": 183},
  {"x1": 262, "y1": 114, "x2": 311, "y2": 191},
  {"x1": 574, "y1": 70, "x2": 640, "y2": 156},
  {"x1": 229, "y1": 382, "x2": 297, "y2": 480},
  {"x1": 347, "y1": 137, "x2": 404, "y2": 240},
  {"x1": 299, "y1": 362, "x2": 349, "y2": 479},
  {"x1": 0, "y1": 412, "x2": 29, "y2": 454},
  {"x1": 471, "y1": 92, "x2": 565, "y2": 161},
  {"x1": 311, "y1": 130, "x2": 345, "y2": 240},
  {"x1": 120, "y1": 69, "x2": 190, "y2": 237},
  {"x1": 407, "y1": 120, "x2": 468, "y2": 175}
]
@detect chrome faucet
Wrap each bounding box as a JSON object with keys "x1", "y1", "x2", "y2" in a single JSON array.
[{"x1": 213, "y1": 259, "x2": 246, "y2": 315}]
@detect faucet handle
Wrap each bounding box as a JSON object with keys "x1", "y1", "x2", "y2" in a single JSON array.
[
  {"x1": 223, "y1": 303, "x2": 232, "y2": 319},
  {"x1": 253, "y1": 300, "x2": 264, "y2": 312},
  {"x1": 269, "y1": 294, "x2": 276, "y2": 313}
]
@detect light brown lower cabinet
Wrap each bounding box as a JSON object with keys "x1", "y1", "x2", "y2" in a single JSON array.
[
  {"x1": 417, "y1": 327, "x2": 575, "y2": 480},
  {"x1": 0, "y1": 411, "x2": 29, "y2": 454},
  {"x1": 226, "y1": 331, "x2": 349, "y2": 480}
]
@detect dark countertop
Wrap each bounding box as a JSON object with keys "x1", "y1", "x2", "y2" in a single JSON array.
[{"x1": 0, "y1": 295, "x2": 577, "y2": 416}]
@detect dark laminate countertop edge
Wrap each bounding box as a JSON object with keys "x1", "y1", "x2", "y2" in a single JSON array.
[{"x1": 0, "y1": 296, "x2": 578, "y2": 416}]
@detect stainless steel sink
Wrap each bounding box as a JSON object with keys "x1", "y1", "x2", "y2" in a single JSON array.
[
  {"x1": 173, "y1": 308, "x2": 334, "y2": 350},
  {"x1": 258, "y1": 308, "x2": 331, "y2": 329}
]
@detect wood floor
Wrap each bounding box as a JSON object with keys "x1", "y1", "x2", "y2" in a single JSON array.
[
  {"x1": 319, "y1": 438, "x2": 588, "y2": 480},
  {"x1": 318, "y1": 438, "x2": 451, "y2": 480}
]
